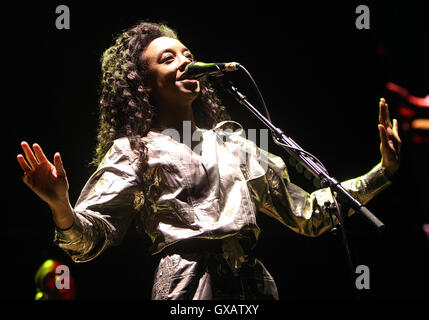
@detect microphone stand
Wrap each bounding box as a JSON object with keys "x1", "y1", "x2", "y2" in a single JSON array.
[{"x1": 214, "y1": 76, "x2": 385, "y2": 297}]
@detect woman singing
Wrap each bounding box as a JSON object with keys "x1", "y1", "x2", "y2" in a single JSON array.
[{"x1": 17, "y1": 21, "x2": 401, "y2": 300}]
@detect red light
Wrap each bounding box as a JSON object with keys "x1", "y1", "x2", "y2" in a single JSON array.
[{"x1": 399, "y1": 105, "x2": 416, "y2": 117}]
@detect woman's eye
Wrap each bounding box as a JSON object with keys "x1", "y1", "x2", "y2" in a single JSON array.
[{"x1": 162, "y1": 54, "x2": 174, "y2": 63}]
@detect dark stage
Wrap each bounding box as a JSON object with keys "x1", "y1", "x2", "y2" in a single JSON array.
[{"x1": 4, "y1": 1, "x2": 428, "y2": 305}]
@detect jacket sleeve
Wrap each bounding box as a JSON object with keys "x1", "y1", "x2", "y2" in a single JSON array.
[
  {"x1": 54, "y1": 137, "x2": 141, "y2": 262},
  {"x1": 260, "y1": 152, "x2": 391, "y2": 236},
  {"x1": 239, "y1": 136, "x2": 392, "y2": 237}
]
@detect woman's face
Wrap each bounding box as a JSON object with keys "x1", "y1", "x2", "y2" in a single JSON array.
[{"x1": 142, "y1": 37, "x2": 200, "y2": 108}]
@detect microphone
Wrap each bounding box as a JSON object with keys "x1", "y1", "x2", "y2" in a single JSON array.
[{"x1": 183, "y1": 61, "x2": 241, "y2": 79}]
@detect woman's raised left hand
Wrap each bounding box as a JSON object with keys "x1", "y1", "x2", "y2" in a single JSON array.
[{"x1": 378, "y1": 98, "x2": 401, "y2": 177}]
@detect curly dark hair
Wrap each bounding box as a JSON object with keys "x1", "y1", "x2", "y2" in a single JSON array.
[{"x1": 91, "y1": 21, "x2": 230, "y2": 174}]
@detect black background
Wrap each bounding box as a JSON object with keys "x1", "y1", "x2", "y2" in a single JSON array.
[{"x1": 3, "y1": 1, "x2": 428, "y2": 302}]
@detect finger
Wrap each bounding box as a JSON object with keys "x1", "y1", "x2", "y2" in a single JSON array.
[
  {"x1": 53, "y1": 152, "x2": 66, "y2": 177},
  {"x1": 20, "y1": 141, "x2": 38, "y2": 169},
  {"x1": 385, "y1": 102, "x2": 392, "y2": 128},
  {"x1": 392, "y1": 119, "x2": 402, "y2": 153},
  {"x1": 17, "y1": 154, "x2": 32, "y2": 173},
  {"x1": 383, "y1": 99, "x2": 393, "y2": 128},
  {"x1": 21, "y1": 171, "x2": 33, "y2": 187},
  {"x1": 33, "y1": 144, "x2": 49, "y2": 164},
  {"x1": 392, "y1": 118, "x2": 401, "y2": 140},
  {"x1": 379, "y1": 98, "x2": 392, "y2": 128},
  {"x1": 378, "y1": 98, "x2": 385, "y2": 124},
  {"x1": 378, "y1": 124, "x2": 389, "y2": 148},
  {"x1": 392, "y1": 118, "x2": 400, "y2": 137}
]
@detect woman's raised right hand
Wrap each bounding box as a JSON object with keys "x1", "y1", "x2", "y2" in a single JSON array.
[{"x1": 17, "y1": 142, "x2": 69, "y2": 207}]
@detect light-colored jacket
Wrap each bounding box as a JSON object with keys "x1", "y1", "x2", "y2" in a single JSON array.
[{"x1": 54, "y1": 121, "x2": 391, "y2": 299}]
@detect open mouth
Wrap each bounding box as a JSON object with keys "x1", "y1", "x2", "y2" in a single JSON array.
[{"x1": 177, "y1": 75, "x2": 199, "y2": 91}]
